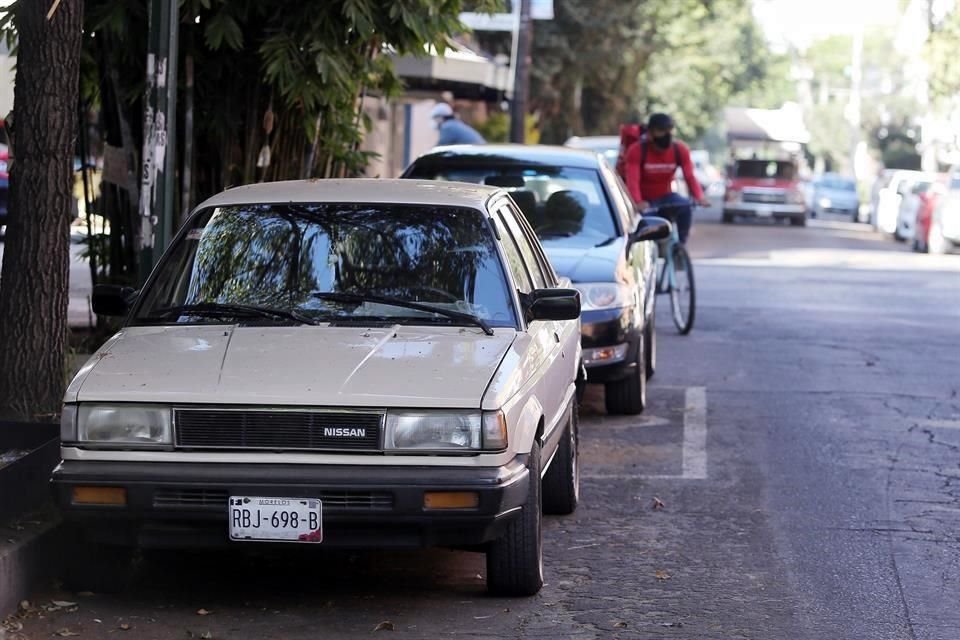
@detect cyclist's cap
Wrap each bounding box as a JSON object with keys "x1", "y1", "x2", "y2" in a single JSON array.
[{"x1": 648, "y1": 113, "x2": 674, "y2": 130}]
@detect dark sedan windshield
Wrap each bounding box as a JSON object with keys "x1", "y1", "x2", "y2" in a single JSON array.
[
  {"x1": 134, "y1": 203, "x2": 518, "y2": 328},
  {"x1": 405, "y1": 164, "x2": 618, "y2": 247}
]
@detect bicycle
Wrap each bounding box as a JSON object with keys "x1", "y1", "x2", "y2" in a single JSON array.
[{"x1": 644, "y1": 203, "x2": 696, "y2": 335}]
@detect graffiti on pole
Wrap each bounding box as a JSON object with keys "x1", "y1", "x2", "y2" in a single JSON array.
[{"x1": 138, "y1": 53, "x2": 170, "y2": 251}]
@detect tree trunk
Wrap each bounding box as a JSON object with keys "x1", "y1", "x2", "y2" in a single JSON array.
[{"x1": 0, "y1": 0, "x2": 84, "y2": 421}]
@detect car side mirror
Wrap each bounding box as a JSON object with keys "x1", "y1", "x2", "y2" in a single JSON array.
[
  {"x1": 631, "y1": 215, "x2": 672, "y2": 243},
  {"x1": 92, "y1": 284, "x2": 137, "y2": 317},
  {"x1": 526, "y1": 288, "x2": 581, "y2": 322}
]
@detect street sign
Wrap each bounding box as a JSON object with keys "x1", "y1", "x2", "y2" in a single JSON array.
[{"x1": 459, "y1": 0, "x2": 553, "y2": 31}]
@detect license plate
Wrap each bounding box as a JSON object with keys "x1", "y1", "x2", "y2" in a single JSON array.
[
  {"x1": 229, "y1": 496, "x2": 322, "y2": 543},
  {"x1": 756, "y1": 207, "x2": 772, "y2": 217}
]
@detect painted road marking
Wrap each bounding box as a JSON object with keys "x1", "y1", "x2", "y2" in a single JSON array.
[{"x1": 583, "y1": 386, "x2": 708, "y2": 481}]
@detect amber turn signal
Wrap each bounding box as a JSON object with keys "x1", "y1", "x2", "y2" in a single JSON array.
[
  {"x1": 423, "y1": 491, "x2": 479, "y2": 510},
  {"x1": 71, "y1": 486, "x2": 127, "y2": 506}
]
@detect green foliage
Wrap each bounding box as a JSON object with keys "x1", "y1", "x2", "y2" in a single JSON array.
[
  {"x1": 927, "y1": 8, "x2": 960, "y2": 101},
  {"x1": 475, "y1": 111, "x2": 510, "y2": 142},
  {"x1": 531, "y1": 0, "x2": 793, "y2": 144}
]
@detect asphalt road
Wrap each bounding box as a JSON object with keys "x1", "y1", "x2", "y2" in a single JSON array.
[{"x1": 8, "y1": 208, "x2": 960, "y2": 639}]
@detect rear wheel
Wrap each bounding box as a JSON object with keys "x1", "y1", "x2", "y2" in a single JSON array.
[
  {"x1": 790, "y1": 215, "x2": 807, "y2": 227},
  {"x1": 669, "y1": 244, "x2": 695, "y2": 335},
  {"x1": 605, "y1": 335, "x2": 646, "y2": 415},
  {"x1": 486, "y1": 443, "x2": 543, "y2": 596},
  {"x1": 543, "y1": 399, "x2": 579, "y2": 516},
  {"x1": 721, "y1": 210, "x2": 734, "y2": 224}
]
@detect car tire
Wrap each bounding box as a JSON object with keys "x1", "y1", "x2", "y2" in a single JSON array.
[
  {"x1": 486, "y1": 442, "x2": 543, "y2": 597},
  {"x1": 604, "y1": 336, "x2": 646, "y2": 415},
  {"x1": 543, "y1": 399, "x2": 579, "y2": 516},
  {"x1": 721, "y1": 211, "x2": 734, "y2": 224},
  {"x1": 62, "y1": 529, "x2": 136, "y2": 594},
  {"x1": 790, "y1": 216, "x2": 806, "y2": 227},
  {"x1": 644, "y1": 314, "x2": 656, "y2": 380}
]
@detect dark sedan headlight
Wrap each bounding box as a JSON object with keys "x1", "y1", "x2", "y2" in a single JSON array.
[{"x1": 573, "y1": 283, "x2": 635, "y2": 311}]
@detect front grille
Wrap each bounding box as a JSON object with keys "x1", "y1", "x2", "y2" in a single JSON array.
[
  {"x1": 742, "y1": 190, "x2": 787, "y2": 204},
  {"x1": 153, "y1": 488, "x2": 394, "y2": 511},
  {"x1": 174, "y1": 408, "x2": 383, "y2": 451}
]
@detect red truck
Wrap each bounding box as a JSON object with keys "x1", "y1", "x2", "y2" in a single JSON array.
[
  {"x1": 720, "y1": 106, "x2": 810, "y2": 227},
  {"x1": 722, "y1": 157, "x2": 808, "y2": 226}
]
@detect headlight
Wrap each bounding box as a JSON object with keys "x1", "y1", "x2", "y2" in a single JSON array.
[
  {"x1": 76, "y1": 404, "x2": 172, "y2": 446},
  {"x1": 573, "y1": 283, "x2": 634, "y2": 311},
  {"x1": 818, "y1": 197, "x2": 831, "y2": 208},
  {"x1": 385, "y1": 410, "x2": 507, "y2": 451}
]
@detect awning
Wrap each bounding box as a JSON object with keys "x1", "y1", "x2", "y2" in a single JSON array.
[
  {"x1": 391, "y1": 41, "x2": 511, "y2": 100},
  {"x1": 724, "y1": 105, "x2": 810, "y2": 144}
]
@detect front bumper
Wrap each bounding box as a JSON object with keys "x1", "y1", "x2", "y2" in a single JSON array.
[
  {"x1": 724, "y1": 202, "x2": 806, "y2": 218},
  {"x1": 579, "y1": 307, "x2": 643, "y2": 383},
  {"x1": 52, "y1": 458, "x2": 530, "y2": 549}
]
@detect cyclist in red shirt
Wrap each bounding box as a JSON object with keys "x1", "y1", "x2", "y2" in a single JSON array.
[{"x1": 625, "y1": 113, "x2": 710, "y2": 244}]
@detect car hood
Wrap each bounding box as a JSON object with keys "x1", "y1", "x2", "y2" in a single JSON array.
[
  {"x1": 539, "y1": 237, "x2": 624, "y2": 283},
  {"x1": 69, "y1": 324, "x2": 516, "y2": 408}
]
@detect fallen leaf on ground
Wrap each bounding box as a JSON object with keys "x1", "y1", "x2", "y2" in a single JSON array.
[
  {"x1": 196, "y1": 609, "x2": 211, "y2": 616},
  {"x1": 655, "y1": 569, "x2": 671, "y2": 581},
  {"x1": 373, "y1": 621, "x2": 394, "y2": 631},
  {"x1": 661, "y1": 621, "x2": 684, "y2": 628},
  {"x1": 119, "y1": 623, "x2": 131, "y2": 630},
  {"x1": 18, "y1": 601, "x2": 30, "y2": 612},
  {"x1": 614, "y1": 621, "x2": 628, "y2": 628},
  {"x1": 93, "y1": 619, "x2": 102, "y2": 624},
  {"x1": 55, "y1": 629, "x2": 79, "y2": 637},
  {"x1": 200, "y1": 632, "x2": 213, "y2": 639},
  {"x1": 652, "y1": 497, "x2": 665, "y2": 510},
  {"x1": 51, "y1": 601, "x2": 77, "y2": 608}
]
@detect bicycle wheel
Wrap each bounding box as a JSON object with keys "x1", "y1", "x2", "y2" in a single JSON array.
[{"x1": 669, "y1": 244, "x2": 695, "y2": 334}]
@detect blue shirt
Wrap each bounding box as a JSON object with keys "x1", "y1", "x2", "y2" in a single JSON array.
[{"x1": 437, "y1": 119, "x2": 485, "y2": 146}]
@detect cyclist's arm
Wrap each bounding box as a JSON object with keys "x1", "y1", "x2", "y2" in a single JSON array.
[
  {"x1": 625, "y1": 142, "x2": 644, "y2": 204},
  {"x1": 677, "y1": 143, "x2": 705, "y2": 201}
]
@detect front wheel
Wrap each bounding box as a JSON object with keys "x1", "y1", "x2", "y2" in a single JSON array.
[
  {"x1": 668, "y1": 244, "x2": 695, "y2": 335},
  {"x1": 486, "y1": 443, "x2": 543, "y2": 596},
  {"x1": 790, "y1": 215, "x2": 807, "y2": 227},
  {"x1": 644, "y1": 312, "x2": 657, "y2": 380},
  {"x1": 605, "y1": 334, "x2": 647, "y2": 415}
]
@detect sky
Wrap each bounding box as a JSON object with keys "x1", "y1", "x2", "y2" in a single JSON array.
[{"x1": 752, "y1": 0, "x2": 902, "y2": 51}]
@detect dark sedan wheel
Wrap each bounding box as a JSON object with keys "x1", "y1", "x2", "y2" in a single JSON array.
[{"x1": 605, "y1": 335, "x2": 646, "y2": 415}]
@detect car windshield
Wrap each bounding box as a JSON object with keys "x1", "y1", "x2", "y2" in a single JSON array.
[
  {"x1": 133, "y1": 203, "x2": 518, "y2": 328},
  {"x1": 405, "y1": 164, "x2": 617, "y2": 247},
  {"x1": 733, "y1": 160, "x2": 797, "y2": 180},
  {"x1": 819, "y1": 177, "x2": 857, "y2": 192}
]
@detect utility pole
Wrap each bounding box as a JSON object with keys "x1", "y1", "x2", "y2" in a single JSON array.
[
  {"x1": 846, "y1": 25, "x2": 863, "y2": 178},
  {"x1": 510, "y1": 0, "x2": 532, "y2": 143},
  {"x1": 138, "y1": 0, "x2": 179, "y2": 281}
]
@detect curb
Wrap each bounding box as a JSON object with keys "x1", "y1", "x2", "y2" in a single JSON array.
[{"x1": 0, "y1": 507, "x2": 64, "y2": 617}]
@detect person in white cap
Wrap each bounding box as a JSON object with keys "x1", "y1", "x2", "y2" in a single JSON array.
[{"x1": 430, "y1": 102, "x2": 486, "y2": 146}]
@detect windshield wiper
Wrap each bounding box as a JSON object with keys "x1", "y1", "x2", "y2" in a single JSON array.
[
  {"x1": 311, "y1": 292, "x2": 494, "y2": 336},
  {"x1": 144, "y1": 302, "x2": 319, "y2": 326}
]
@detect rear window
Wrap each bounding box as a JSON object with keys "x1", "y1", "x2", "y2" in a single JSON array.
[
  {"x1": 733, "y1": 160, "x2": 796, "y2": 181},
  {"x1": 405, "y1": 163, "x2": 618, "y2": 247},
  {"x1": 819, "y1": 177, "x2": 857, "y2": 192}
]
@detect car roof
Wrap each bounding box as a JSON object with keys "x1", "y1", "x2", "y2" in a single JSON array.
[
  {"x1": 411, "y1": 144, "x2": 604, "y2": 170},
  {"x1": 193, "y1": 178, "x2": 501, "y2": 212}
]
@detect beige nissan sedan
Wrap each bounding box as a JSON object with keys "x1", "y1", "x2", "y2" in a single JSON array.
[{"x1": 51, "y1": 179, "x2": 637, "y2": 596}]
